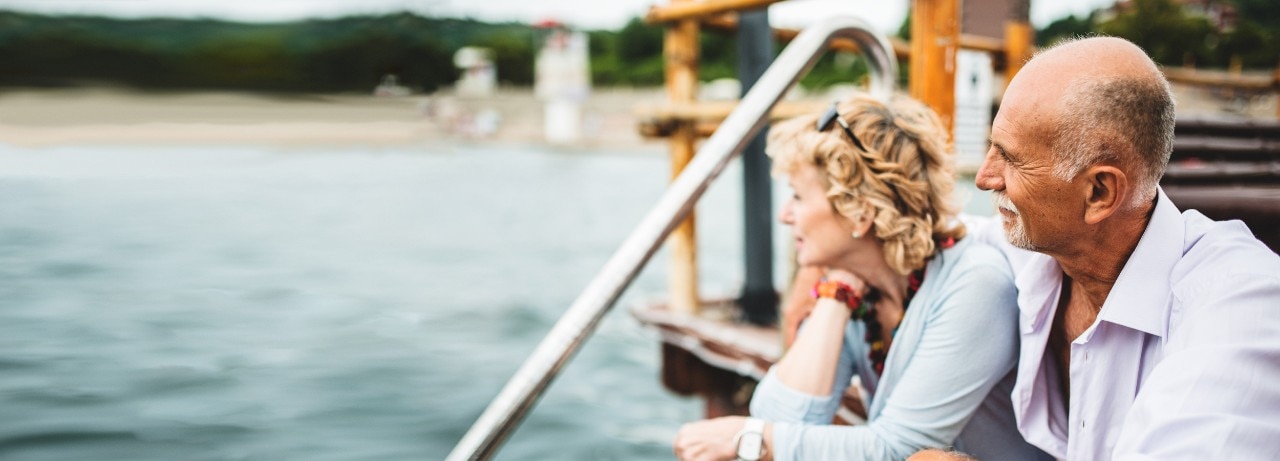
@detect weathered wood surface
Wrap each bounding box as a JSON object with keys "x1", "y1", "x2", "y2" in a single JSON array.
[
  {"x1": 1165, "y1": 116, "x2": 1280, "y2": 253},
  {"x1": 909, "y1": 0, "x2": 959, "y2": 137},
  {"x1": 1162, "y1": 67, "x2": 1279, "y2": 91},
  {"x1": 665, "y1": 0, "x2": 702, "y2": 315},
  {"x1": 1003, "y1": 0, "x2": 1033, "y2": 86},
  {"x1": 700, "y1": 13, "x2": 1005, "y2": 61},
  {"x1": 633, "y1": 298, "x2": 869, "y2": 422},
  {"x1": 634, "y1": 298, "x2": 781, "y2": 379},
  {"x1": 646, "y1": 0, "x2": 785, "y2": 23}
]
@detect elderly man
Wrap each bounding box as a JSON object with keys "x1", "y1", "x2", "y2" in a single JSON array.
[{"x1": 973, "y1": 36, "x2": 1280, "y2": 459}]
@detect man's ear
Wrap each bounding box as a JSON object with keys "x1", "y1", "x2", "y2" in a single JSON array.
[{"x1": 1083, "y1": 164, "x2": 1127, "y2": 225}]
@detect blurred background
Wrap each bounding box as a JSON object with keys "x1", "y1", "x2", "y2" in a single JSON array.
[{"x1": 0, "y1": 0, "x2": 1276, "y2": 460}]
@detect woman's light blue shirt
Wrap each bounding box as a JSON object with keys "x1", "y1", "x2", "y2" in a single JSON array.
[{"x1": 750, "y1": 237, "x2": 1051, "y2": 461}]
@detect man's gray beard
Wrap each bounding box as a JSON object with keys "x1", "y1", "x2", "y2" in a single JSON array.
[
  {"x1": 993, "y1": 192, "x2": 1036, "y2": 250},
  {"x1": 1005, "y1": 216, "x2": 1035, "y2": 250}
]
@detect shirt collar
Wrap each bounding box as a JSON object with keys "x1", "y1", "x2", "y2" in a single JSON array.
[
  {"x1": 1096, "y1": 187, "x2": 1183, "y2": 337},
  {"x1": 1014, "y1": 251, "x2": 1062, "y2": 331}
]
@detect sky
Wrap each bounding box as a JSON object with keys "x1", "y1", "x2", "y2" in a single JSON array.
[{"x1": 0, "y1": 0, "x2": 1116, "y2": 33}]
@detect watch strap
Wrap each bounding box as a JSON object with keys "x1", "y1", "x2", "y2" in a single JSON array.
[{"x1": 734, "y1": 417, "x2": 767, "y2": 461}]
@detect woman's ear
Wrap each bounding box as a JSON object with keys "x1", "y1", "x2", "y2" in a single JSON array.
[{"x1": 847, "y1": 202, "x2": 876, "y2": 239}]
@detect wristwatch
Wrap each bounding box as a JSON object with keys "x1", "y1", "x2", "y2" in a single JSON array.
[{"x1": 734, "y1": 417, "x2": 767, "y2": 461}]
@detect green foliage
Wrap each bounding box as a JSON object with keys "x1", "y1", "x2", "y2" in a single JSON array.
[
  {"x1": 180, "y1": 33, "x2": 299, "y2": 90},
  {"x1": 1216, "y1": 0, "x2": 1280, "y2": 69},
  {"x1": 475, "y1": 32, "x2": 536, "y2": 85},
  {"x1": 1218, "y1": 21, "x2": 1276, "y2": 68},
  {"x1": 898, "y1": 12, "x2": 912, "y2": 41},
  {"x1": 1235, "y1": 0, "x2": 1280, "y2": 29},
  {"x1": 1063, "y1": 0, "x2": 1279, "y2": 69},
  {"x1": 700, "y1": 30, "x2": 739, "y2": 82},
  {"x1": 799, "y1": 52, "x2": 870, "y2": 90},
  {"x1": 1038, "y1": 14, "x2": 1095, "y2": 47},
  {"x1": 0, "y1": 10, "x2": 524, "y2": 92},
  {"x1": 615, "y1": 18, "x2": 664, "y2": 62},
  {"x1": 592, "y1": 17, "x2": 665, "y2": 86},
  {"x1": 299, "y1": 30, "x2": 458, "y2": 92},
  {"x1": 1098, "y1": 0, "x2": 1216, "y2": 66}
]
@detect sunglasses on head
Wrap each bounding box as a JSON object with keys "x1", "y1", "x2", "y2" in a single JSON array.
[
  {"x1": 817, "y1": 101, "x2": 869, "y2": 152},
  {"x1": 817, "y1": 100, "x2": 935, "y2": 215}
]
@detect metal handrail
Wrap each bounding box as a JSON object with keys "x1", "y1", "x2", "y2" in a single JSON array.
[{"x1": 446, "y1": 16, "x2": 898, "y2": 461}]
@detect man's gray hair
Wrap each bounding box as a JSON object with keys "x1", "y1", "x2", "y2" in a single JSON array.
[{"x1": 1038, "y1": 37, "x2": 1177, "y2": 206}]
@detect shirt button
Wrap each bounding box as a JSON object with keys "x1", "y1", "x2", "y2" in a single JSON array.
[{"x1": 1081, "y1": 419, "x2": 1086, "y2": 428}]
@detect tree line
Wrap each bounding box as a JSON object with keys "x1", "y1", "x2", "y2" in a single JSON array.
[
  {"x1": 0, "y1": 10, "x2": 883, "y2": 93},
  {"x1": 1, "y1": 0, "x2": 1276, "y2": 94},
  {"x1": 1038, "y1": 0, "x2": 1279, "y2": 69}
]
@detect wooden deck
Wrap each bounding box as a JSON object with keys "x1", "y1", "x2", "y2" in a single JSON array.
[{"x1": 633, "y1": 298, "x2": 868, "y2": 423}]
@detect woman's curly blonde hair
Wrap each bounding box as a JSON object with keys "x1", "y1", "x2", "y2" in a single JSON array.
[{"x1": 767, "y1": 93, "x2": 966, "y2": 275}]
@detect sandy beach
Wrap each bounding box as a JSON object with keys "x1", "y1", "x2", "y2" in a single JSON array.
[
  {"x1": 0, "y1": 83, "x2": 1273, "y2": 149},
  {"x1": 0, "y1": 87, "x2": 669, "y2": 149}
]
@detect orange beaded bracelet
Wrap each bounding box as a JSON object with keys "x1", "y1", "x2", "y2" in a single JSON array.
[{"x1": 811, "y1": 278, "x2": 867, "y2": 316}]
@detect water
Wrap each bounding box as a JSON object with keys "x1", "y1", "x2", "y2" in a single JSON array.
[{"x1": 0, "y1": 143, "x2": 991, "y2": 460}]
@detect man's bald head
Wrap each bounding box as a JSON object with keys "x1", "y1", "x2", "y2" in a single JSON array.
[
  {"x1": 1027, "y1": 36, "x2": 1165, "y2": 81},
  {"x1": 1008, "y1": 36, "x2": 1176, "y2": 206}
]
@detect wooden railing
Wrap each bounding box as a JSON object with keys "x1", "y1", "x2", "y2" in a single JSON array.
[{"x1": 640, "y1": 0, "x2": 1036, "y2": 149}]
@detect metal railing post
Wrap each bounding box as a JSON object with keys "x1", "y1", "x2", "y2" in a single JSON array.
[{"x1": 445, "y1": 16, "x2": 897, "y2": 461}]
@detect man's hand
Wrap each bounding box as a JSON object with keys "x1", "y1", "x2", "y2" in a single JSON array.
[
  {"x1": 673, "y1": 416, "x2": 747, "y2": 461},
  {"x1": 908, "y1": 448, "x2": 979, "y2": 461}
]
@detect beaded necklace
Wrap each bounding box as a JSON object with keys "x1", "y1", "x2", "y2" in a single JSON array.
[{"x1": 859, "y1": 236, "x2": 955, "y2": 376}]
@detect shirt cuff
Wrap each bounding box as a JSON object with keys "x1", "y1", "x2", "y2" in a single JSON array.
[
  {"x1": 751, "y1": 368, "x2": 840, "y2": 424},
  {"x1": 769, "y1": 421, "x2": 801, "y2": 461}
]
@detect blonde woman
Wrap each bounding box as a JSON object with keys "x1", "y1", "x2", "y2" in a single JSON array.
[{"x1": 673, "y1": 95, "x2": 1049, "y2": 461}]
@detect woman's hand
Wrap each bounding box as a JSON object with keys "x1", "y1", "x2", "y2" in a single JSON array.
[
  {"x1": 673, "y1": 416, "x2": 747, "y2": 461},
  {"x1": 824, "y1": 268, "x2": 867, "y2": 295},
  {"x1": 782, "y1": 267, "x2": 871, "y2": 347}
]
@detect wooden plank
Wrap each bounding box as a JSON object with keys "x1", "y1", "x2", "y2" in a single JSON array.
[
  {"x1": 633, "y1": 298, "x2": 782, "y2": 379},
  {"x1": 910, "y1": 0, "x2": 960, "y2": 138},
  {"x1": 700, "y1": 13, "x2": 908, "y2": 58},
  {"x1": 635, "y1": 100, "x2": 828, "y2": 121},
  {"x1": 639, "y1": 119, "x2": 716, "y2": 138},
  {"x1": 646, "y1": 0, "x2": 784, "y2": 24},
  {"x1": 1161, "y1": 66, "x2": 1278, "y2": 91},
  {"x1": 701, "y1": 13, "x2": 1002, "y2": 60},
  {"x1": 1175, "y1": 116, "x2": 1280, "y2": 137},
  {"x1": 632, "y1": 298, "x2": 869, "y2": 422},
  {"x1": 1171, "y1": 136, "x2": 1280, "y2": 158},
  {"x1": 1163, "y1": 161, "x2": 1280, "y2": 183},
  {"x1": 635, "y1": 101, "x2": 826, "y2": 138},
  {"x1": 959, "y1": 33, "x2": 1005, "y2": 54}
]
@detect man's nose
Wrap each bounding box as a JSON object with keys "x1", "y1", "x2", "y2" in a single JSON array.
[{"x1": 975, "y1": 151, "x2": 1004, "y2": 191}]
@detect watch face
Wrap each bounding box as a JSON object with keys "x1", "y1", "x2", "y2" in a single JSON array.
[{"x1": 736, "y1": 432, "x2": 764, "y2": 461}]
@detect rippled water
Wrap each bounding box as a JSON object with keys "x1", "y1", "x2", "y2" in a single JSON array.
[{"x1": 0, "y1": 143, "x2": 990, "y2": 460}]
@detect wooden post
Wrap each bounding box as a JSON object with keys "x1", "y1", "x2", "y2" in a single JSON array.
[
  {"x1": 1274, "y1": 63, "x2": 1279, "y2": 120},
  {"x1": 909, "y1": 0, "x2": 960, "y2": 138},
  {"x1": 1004, "y1": 0, "x2": 1033, "y2": 88},
  {"x1": 665, "y1": 2, "x2": 701, "y2": 315}
]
